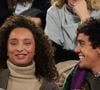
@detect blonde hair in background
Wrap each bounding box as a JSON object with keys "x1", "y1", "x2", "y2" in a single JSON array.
[
  {"x1": 51, "y1": 0, "x2": 100, "y2": 9},
  {"x1": 91, "y1": 0, "x2": 100, "y2": 9},
  {"x1": 86, "y1": 0, "x2": 100, "y2": 10},
  {"x1": 51, "y1": 0, "x2": 66, "y2": 8},
  {"x1": 51, "y1": 0, "x2": 91, "y2": 8}
]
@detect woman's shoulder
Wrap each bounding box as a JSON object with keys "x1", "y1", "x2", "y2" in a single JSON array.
[
  {"x1": 0, "y1": 68, "x2": 9, "y2": 73},
  {"x1": 0, "y1": 69, "x2": 9, "y2": 77}
]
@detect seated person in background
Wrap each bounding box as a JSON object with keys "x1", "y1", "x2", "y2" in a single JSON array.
[
  {"x1": 63, "y1": 18, "x2": 100, "y2": 90},
  {"x1": 20, "y1": 8, "x2": 44, "y2": 29},
  {"x1": 14, "y1": 0, "x2": 51, "y2": 29},
  {"x1": 45, "y1": 0, "x2": 100, "y2": 63},
  {"x1": 0, "y1": 15, "x2": 59, "y2": 90}
]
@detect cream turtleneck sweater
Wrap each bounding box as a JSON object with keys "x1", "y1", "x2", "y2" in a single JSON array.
[{"x1": 7, "y1": 60, "x2": 41, "y2": 90}]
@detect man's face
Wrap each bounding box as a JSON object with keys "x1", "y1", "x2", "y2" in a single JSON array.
[
  {"x1": 7, "y1": 27, "x2": 35, "y2": 67},
  {"x1": 75, "y1": 33, "x2": 100, "y2": 70}
]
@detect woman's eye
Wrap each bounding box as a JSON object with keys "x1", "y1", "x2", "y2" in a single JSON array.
[
  {"x1": 25, "y1": 42, "x2": 32, "y2": 45},
  {"x1": 9, "y1": 42, "x2": 17, "y2": 45}
]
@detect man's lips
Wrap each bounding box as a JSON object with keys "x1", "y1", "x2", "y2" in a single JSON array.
[{"x1": 79, "y1": 54, "x2": 85, "y2": 60}]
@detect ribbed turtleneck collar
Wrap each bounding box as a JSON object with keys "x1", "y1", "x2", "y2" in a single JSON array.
[{"x1": 7, "y1": 60, "x2": 35, "y2": 79}]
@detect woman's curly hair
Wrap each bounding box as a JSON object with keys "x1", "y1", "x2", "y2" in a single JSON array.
[{"x1": 0, "y1": 15, "x2": 59, "y2": 81}]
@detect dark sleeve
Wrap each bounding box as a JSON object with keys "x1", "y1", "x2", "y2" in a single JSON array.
[
  {"x1": 32, "y1": 0, "x2": 51, "y2": 15},
  {"x1": 31, "y1": 0, "x2": 51, "y2": 29},
  {"x1": 52, "y1": 41, "x2": 79, "y2": 63},
  {"x1": 40, "y1": 79, "x2": 59, "y2": 90}
]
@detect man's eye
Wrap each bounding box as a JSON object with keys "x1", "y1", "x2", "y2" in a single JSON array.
[{"x1": 80, "y1": 42, "x2": 85, "y2": 46}]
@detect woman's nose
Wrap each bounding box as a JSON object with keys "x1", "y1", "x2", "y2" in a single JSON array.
[{"x1": 16, "y1": 43, "x2": 24, "y2": 52}]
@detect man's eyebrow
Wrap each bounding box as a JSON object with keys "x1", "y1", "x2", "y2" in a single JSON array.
[
  {"x1": 76, "y1": 40, "x2": 85, "y2": 44},
  {"x1": 77, "y1": 40, "x2": 83, "y2": 42}
]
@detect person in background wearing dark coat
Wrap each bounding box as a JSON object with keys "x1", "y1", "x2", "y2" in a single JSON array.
[
  {"x1": 14, "y1": 0, "x2": 51, "y2": 29},
  {"x1": 20, "y1": 8, "x2": 45, "y2": 29},
  {"x1": 32, "y1": 0, "x2": 51, "y2": 28}
]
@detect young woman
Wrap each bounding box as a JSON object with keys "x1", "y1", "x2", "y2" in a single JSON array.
[{"x1": 0, "y1": 15, "x2": 59, "y2": 90}]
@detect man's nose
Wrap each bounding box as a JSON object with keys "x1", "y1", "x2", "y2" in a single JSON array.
[{"x1": 74, "y1": 45, "x2": 80, "y2": 53}]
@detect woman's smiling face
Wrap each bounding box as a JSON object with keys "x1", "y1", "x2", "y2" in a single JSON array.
[{"x1": 7, "y1": 27, "x2": 35, "y2": 66}]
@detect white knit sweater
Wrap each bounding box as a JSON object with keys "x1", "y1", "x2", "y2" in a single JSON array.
[{"x1": 7, "y1": 60, "x2": 42, "y2": 90}]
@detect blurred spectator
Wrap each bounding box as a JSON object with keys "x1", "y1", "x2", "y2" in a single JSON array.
[
  {"x1": 20, "y1": 8, "x2": 45, "y2": 29},
  {"x1": 45, "y1": 0, "x2": 100, "y2": 63},
  {"x1": 32, "y1": 0, "x2": 51, "y2": 28},
  {"x1": 14, "y1": 0, "x2": 51, "y2": 28},
  {"x1": 32, "y1": 0, "x2": 51, "y2": 19}
]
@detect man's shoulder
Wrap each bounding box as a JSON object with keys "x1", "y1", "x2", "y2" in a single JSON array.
[{"x1": 56, "y1": 60, "x2": 78, "y2": 74}]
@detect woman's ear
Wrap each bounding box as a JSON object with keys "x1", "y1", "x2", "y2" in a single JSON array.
[{"x1": 97, "y1": 46, "x2": 100, "y2": 57}]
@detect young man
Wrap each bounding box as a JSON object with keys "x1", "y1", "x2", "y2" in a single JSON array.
[{"x1": 63, "y1": 18, "x2": 100, "y2": 90}]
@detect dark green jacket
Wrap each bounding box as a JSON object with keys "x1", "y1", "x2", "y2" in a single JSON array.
[{"x1": 63, "y1": 67, "x2": 100, "y2": 90}]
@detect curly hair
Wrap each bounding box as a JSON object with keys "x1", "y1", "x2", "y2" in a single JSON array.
[{"x1": 0, "y1": 15, "x2": 59, "y2": 81}]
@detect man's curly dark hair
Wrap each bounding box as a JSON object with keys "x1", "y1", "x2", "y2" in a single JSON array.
[{"x1": 0, "y1": 15, "x2": 59, "y2": 81}]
